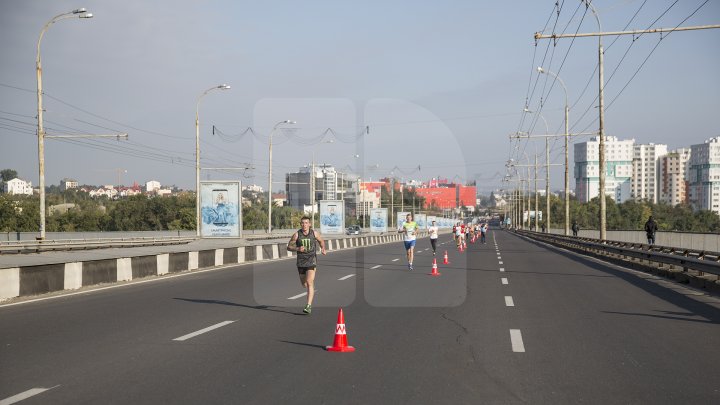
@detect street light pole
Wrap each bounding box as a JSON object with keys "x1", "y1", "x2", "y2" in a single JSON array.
[
  {"x1": 195, "y1": 84, "x2": 230, "y2": 237},
  {"x1": 267, "y1": 120, "x2": 296, "y2": 234},
  {"x1": 538, "y1": 66, "x2": 569, "y2": 235},
  {"x1": 36, "y1": 8, "x2": 92, "y2": 240}
]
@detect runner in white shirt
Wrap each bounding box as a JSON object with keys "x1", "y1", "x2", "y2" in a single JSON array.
[{"x1": 428, "y1": 220, "x2": 439, "y2": 256}]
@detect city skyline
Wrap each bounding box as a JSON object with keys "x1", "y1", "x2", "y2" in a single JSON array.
[{"x1": 1, "y1": 1, "x2": 718, "y2": 193}]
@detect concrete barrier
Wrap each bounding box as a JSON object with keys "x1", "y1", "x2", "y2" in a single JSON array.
[
  {"x1": 0, "y1": 231, "x2": 427, "y2": 301},
  {"x1": 549, "y1": 228, "x2": 720, "y2": 253}
]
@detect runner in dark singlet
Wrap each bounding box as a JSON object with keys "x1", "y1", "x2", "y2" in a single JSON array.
[{"x1": 287, "y1": 216, "x2": 326, "y2": 314}]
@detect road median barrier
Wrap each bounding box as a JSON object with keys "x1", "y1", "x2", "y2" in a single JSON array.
[{"x1": 0, "y1": 231, "x2": 439, "y2": 302}]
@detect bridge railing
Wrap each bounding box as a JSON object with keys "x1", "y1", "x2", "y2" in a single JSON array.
[
  {"x1": 0, "y1": 236, "x2": 197, "y2": 255},
  {"x1": 516, "y1": 230, "x2": 720, "y2": 278}
]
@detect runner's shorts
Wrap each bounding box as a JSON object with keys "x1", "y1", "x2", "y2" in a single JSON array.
[{"x1": 404, "y1": 240, "x2": 416, "y2": 250}]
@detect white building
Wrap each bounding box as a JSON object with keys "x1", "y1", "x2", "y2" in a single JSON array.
[
  {"x1": 3, "y1": 178, "x2": 33, "y2": 195},
  {"x1": 60, "y1": 178, "x2": 78, "y2": 191},
  {"x1": 145, "y1": 180, "x2": 161, "y2": 193},
  {"x1": 575, "y1": 136, "x2": 634, "y2": 203},
  {"x1": 243, "y1": 184, "x2": 264, "y2": 193},
  {"x1": 632, "y1": 143, "x2": 667, "y2": 203},
  {"x1": 659, "y1": 148, "x2": 691, "y2": 206},
  {"x1": 687, "y1": 137, "x2": 720, "y2": 215},
  {"x1": 89, "y1": 186, "x2": 117, "y2": 199}
]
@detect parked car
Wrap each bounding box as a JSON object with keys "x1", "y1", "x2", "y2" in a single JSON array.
[{"x1": 346, "y1": 225, "x2": 361, "y2": 235}]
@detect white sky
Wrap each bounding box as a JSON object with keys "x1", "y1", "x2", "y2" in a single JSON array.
[{"x1": 1, "y1": 0, "x2": 718, "y2": 193}]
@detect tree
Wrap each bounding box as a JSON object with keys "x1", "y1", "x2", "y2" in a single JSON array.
[{"x1": 1, "y1": 169, "x2": 18, "y2": 182}]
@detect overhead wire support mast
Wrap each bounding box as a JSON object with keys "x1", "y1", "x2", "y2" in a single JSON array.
[{"x1": 534, "y1": 15, "x2": 720, "y2": 241}]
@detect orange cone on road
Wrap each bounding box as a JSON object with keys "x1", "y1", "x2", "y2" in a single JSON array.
[
  {"x1": 326, "y1": 308, "x2": 355, "y2": 352},
  {"x1": 430, "y1": 258, "x2": 441, "y2": 276},
  {"x1": 443, "y1": 250, "x2": 449, "y2": 264}
]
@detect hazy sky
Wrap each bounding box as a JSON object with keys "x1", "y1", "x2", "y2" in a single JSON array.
[{"x1": 1, "y1": 0, "x2": 718, "y2": 193}]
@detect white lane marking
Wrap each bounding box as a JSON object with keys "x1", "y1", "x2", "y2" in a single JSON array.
[
  {"x1": 0, "y1": 386, "x2": 59, "y2": 405},
  {"x1": 338, "y1": 274, "x2": 355, "y2": 281},
  {"x1": 505, "y1": 296, "x2": 515, "y2": 307},
  {"x1": 500, "y1": 268, "x2": 505, "y2": 272},
  {"x1": 288, "y1": 292, "x2": 308, "y2": 300},
  {"x1": 501, "y1": 278, "x2": 508, "y2": 285},
  {"x1": 497, "y1": 257, "x2": 502, "y2": 260},
  {"x1": 371, "y1": 264, "x2": 382, "y2": 269},
  {"x1": 499, "y1": 261, "x2": 504, "y2": 265},
  {"x1": 391, "y1": 259, "x2": 399, "y2": 262},
  {"x1": 173, "y1": 321, "x2": 236, "y2": 341},
  {"x1": 510, "y1": 329, "x2": 525, "y2": 352}
]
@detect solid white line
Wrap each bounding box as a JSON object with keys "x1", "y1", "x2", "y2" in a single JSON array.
[
  {"x1": 173, "y1": 321, "x2": 236, "y2": 341},
  {"x1": 338, "y1": 274, "x2": 355, "y2": 281},
  {"x1": 505, "y1": 296, "x2": 515, "y2": 307},
  {"x1": 510, "y1": 329, "x2": 525, "y2": 352},
  {"x1": 501, "y1": 278, "x2": 508, "y2": 285},
  {"x1": 0, "y1": 386, "x2": 59, "y2": 405},
  {"x1": 391, "y1": 259, "x2": 399, "y2": 262},
  {"x1": 287, "y1": 292, "x2": 308, "y2": 300},
  {"x1": 500, "y1": 268, "x2": 505, "y2": 272},
  {"x1": 371, "y1": 264, "x2": 382, "y2": 269}
]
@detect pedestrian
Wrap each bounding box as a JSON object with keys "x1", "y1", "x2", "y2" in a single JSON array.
[
  {"x1": 644, "y1": 215, "x2": 658, "y2": 245},
  {"x1": 541, "y1": 222, "x2": 546, "y2": 233},
  {"x1": 287, "y1": 216, "x2": 326, "y2": 314},
  {"x1": 480, "y1": 222, "x2": 487, "y2": 244},
  {"x1": 428, "y1": 220, "x2": 439, "y2": 256},
  {"x1": 399, "y1": 213, "x2": 419, "y2": 270},
  {"x1": 572, "y1": 221, "x2": 579, "y2": 237}
]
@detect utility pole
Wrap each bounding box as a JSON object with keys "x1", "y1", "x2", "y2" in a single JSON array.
[
  {"x1": 535, "y1": 1, "x2": 719, "y2": 240},
  {"x1": 534, "y1": 154, "x2": 538, "y2": 232},
  {"x1": 545, "y1": 137, "x2": 550, "y2": 233}
]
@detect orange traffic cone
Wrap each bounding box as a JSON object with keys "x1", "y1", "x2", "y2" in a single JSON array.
[
  {"x1": 430, "y1": 258, "x2": 441, "y2": 276},
  {"x1": 326, "y1": 308, "x2": 355, "y2": 352},
  {"x1": 443, "y1": 250, "x2": 449, "y2": 264}
]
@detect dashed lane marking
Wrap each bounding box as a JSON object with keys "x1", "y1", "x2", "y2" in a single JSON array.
[
  {"x1": 505, "y1": 296, "x2": 515, "y2": 307},
  {"x1": 501, "y1": 278, "x2": 508, "y2": 285},
  {"x1": 173, "y1": 321, "x2": 236, "y2": 341},
  {"x1": 499, "y1": 261, "x2": 504, "y2": 265},
  {"x1": 500, "y1": 268, "x2": 505, "y2": 272},
  {"x1": 338, "y1": 274, "x2": 355, "y2": 281},
  {"x1": 510, "y1": 329, "x2": 525, "y2": 352},
  {"x1": 391, "y1": 259, "x2": 399, "y2": 262},
  {"x1": 0, "y1": 386, "x2": 60, "y2": 405},
  {"x1": 371, "y1": 265, "x2": 382, "y2": 269},
  {"x1": 288, "y1": 292, "x2": 308, "y2": 300}
]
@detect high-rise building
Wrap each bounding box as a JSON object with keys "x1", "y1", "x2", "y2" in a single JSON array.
[
  {"x1": 574, "y1": 136, "x2": 634, "y2": 203},
  {"x1": 687, "y1": 137, "x2": 720, "y2": 215},
  {"x1": 632, "y1": 143, "x2": 667, "y2": 203},
  {"x1": 659, "y1": 148, "x2": 691, "y2": 206},
  {"x1": 286, "y1": 164, "x2": 345, "y2": 210}
]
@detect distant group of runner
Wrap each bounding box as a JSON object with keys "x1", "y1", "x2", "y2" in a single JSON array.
[
  {"x1": 286, "y1": 212, "x2": 489, "y2": 315},
  {"x1": 452, "y1": 221, "x2": 488, "y2": 247}
]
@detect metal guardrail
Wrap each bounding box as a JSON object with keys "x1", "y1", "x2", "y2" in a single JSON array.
[
  {"x1": 516, "y1": 230, "x2": 720, "y2": 278},
  {"x1": 0, "y1": 236, "x2": 196, "y2": 255}
]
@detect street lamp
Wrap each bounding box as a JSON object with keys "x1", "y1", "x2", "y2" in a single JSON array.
[
  {"x1": 195, "y1": 84, "x2": 230, "y2": 237},
  {"x1": 268, "y1": 120, "x2": 296, "y2": 234},
  {"x1": 538, "y1": 66, "x2": 570, "y2": 235},
  {"x1": 36, "y1": 8, "x2": 93, "y2": 240}
]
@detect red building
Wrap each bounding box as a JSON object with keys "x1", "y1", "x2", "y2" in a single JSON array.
[{"x1": 415, "y1": 182, "x2": 476, "y2": 209}]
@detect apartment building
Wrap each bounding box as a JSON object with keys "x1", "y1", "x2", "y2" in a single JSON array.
[
  {"x1": 574, "y1": 136, "x2": 634, "y2": 203},
  {"x1": 632, "y1": 143, "x2": 667, "y2": 203},
  {"x1": 659, "y1": 148, "x2": 691, "y2": 206},
  {"x1": 687, "y1": 137, "x2": 720, "y2": 215}
]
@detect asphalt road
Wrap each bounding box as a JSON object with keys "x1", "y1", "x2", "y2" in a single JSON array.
[{"x1": 1, "y1": 230, "x2": 719, "y2": 404}]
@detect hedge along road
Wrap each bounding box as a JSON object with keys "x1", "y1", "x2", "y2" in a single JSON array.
[{"x1": 1, "y1": 229, "x2": 719, "y2": 404}]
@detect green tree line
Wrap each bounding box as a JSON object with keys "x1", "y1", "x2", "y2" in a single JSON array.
[{"x1": 509, "y1": 194, "x2": 720, "y2": 233}]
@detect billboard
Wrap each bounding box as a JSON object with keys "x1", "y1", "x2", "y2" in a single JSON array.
[
  {"x1": 200, "y1": 181, "x2": 241, "y2": 238},
  {"x1": 415, "y1": 214, "x2": 427, "y2": 230},
  {"x1": 369, "y1": 208, "x2": 388, "y2": 233},
  {"x1": 396, "y1": 211, "x2": 410, "y2": 231},
  {"x1": 320, "y1": 200, "x2": 344, "y2": 234}
]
